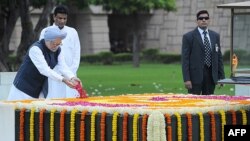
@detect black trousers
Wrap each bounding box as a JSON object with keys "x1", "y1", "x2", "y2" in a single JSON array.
[{"x1": 188, "y1": 65, "x2": 215, "y2": 95}]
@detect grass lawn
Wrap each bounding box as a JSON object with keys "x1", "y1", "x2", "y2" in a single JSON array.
[{"x1": 77, "y1": 63, "x2": 235, "y2": 96}]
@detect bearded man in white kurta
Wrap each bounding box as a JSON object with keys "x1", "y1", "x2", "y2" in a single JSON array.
[{"x1": 40, "y1": 5, "x2": 81, "y2": 98}]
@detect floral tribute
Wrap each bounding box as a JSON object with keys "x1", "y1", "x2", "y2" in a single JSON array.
[
  {"x1": 74, "y1": 81, "x2": 88, "y2": 98},
  {"x1": 3, "y1": 93, "x2": 250, "y2": 141}
]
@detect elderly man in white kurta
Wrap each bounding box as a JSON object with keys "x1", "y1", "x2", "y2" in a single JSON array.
[{"x1": 40, "y1": 5, "x2": 81, "y2": 98}]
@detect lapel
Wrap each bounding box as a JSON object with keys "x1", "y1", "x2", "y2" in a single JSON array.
[
  {"x1": 193, "y1": 28, "x2": 205, "y2": 51},
  {"x1": 208, "y1": 30, "x2": 215, "y2": 51}
]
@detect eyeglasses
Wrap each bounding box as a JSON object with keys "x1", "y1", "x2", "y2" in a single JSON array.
[
  {"x1": 198, "y1": 17, "x2": 209, "y2": 20},
  {"x1": 50, "y1": 41, "x2": 62, "y2": 47}
]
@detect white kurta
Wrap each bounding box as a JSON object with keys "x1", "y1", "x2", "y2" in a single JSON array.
[
  {"x1": 40, "y1": 24, "x2": 81, "y2": 98},
  {"x1": 7, "y1": 46, "x2": 75, "y2": 101}
]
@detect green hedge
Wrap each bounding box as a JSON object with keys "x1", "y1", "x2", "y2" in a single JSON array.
[
  {"x1": 81, "y1": 54, "x2": 102, "y2": 64},
  {"x1": 99, "y1": 52, "x2": 114, "y2": 65},
  {"x1": 81, "y1": 49, "x2": 181, "y2": 64},
  {"x1": 142, "y1": 48, "x2": 159, "y2": 62},
  {"x1": 157, "y1": 54, "x2": 181, "y2": 64},
  {"x1": 81, "y1": 49, "x2": 250, "y2": 65},
  {"x1": 114, "y1": 53, "x2": 133, "y2": 62}
]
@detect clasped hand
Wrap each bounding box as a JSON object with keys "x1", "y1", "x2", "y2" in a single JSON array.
[{"x1": 62, "y1": 77, "x2": 82, "y2": 88}]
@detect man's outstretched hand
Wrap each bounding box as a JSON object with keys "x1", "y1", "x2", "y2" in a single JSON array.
[
  {"x1": 62, "y1": 77, "x2": 87, "y2": 98},
  {"x1": 62, "y1": 78, "x2": 75, "y2": 88}
]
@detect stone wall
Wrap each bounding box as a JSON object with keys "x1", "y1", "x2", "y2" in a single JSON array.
[
  {"x1": 142, "y1": 0, "x2": 245, "y2": 54},
  {"x1": 73, "y1": 7, "x2": 111, "y2": 55}
]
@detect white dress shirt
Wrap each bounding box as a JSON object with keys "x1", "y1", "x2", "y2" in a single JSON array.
[
  {"x1": 198, "y1": 27, "x2": 211, "y2": 46},
  {"x1": 39, "y1": 24, "x2": 81, "y2": 98}
]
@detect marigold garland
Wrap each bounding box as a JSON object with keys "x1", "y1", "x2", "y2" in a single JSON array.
[
  {"x1": 50, "y1": 109, "x2": 56, "y2": 141},
  {"x1": 70, "y1": 109, "x2": 78, "y2": 141},
  {"x1": 29, "y1": 108, "x2": 35, "y2": 141},
  {"x1": 142, "y1": 114, "x2": 148, "y2": 141},
  {"x1": 174, "y1": 112, "x2": 182, "y2": 141},
  {"x1": 19, "y1": 108, "x2": 26, "y2": 141},
  {"x1": 112, "y1": 112, "x2": 119, "y2": 141},
  {"x1": 91, "y1": 110, "x2": 98, "y2": 141},
  {"x1": 219, "y1": 110, "x2": 226, "y2": 141},
  {"x1": 165, "y1": 114, "x2": 172, "y2": 141},
  {"x1": 208, "y1": 111, "x2": 216, "y2": 141},
  {"x1": 60, "y1": 109, "x2": 67, "y2": 141},
  {"x1": 186, "y1": 113, "x2": 192, "y2": 141},
  {"x1": 101, "y1": 112, "x2": 107, "y2": 141},
  {"x1": 80, "y1": 110, "x2": 88, "y2": 141},
  {"x1": 122, "y1": 112, "x2": 128, "y2": 141},
  {"x1": 11, "y1": 94, "x2": 250, "y2": 140},
  {"x1": 198, "y1": 112, "x2": 204, "y2": 141},
  {"x1": 133, "y1": 113, "x2": 139, "y2": 141},
  {"x1": 230, "y1": 110, "x2": 237, "y2": 125},
  {"x1": 39, "y1": 109, "x2": 46, "y2": 141},
  {"x1": 240, "y1": 109, "x2": 247, "y2": 125}
]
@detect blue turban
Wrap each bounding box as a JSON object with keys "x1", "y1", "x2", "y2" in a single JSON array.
[{"x1": 44, "y1": 26, "x2": 67, "y2": 41}]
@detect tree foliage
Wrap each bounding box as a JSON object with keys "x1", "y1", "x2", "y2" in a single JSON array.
[
  {"x1": 92, "y1": 0, "x2": 176, "y2": 67},
  {"x1": 90, "y1": 0, "x2": 176, "y2": 14},
  {"x1": 0, "y1": 0, "x2": 176, "y2": 71}
]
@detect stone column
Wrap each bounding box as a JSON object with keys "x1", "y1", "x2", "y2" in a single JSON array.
[{"x1": 74, "y1": 5, "x2": 111, "y2": 55}]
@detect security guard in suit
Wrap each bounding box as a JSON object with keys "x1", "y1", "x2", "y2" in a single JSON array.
[{"x1": 181, "y1": 10, "x2": 225, "y2": 95}]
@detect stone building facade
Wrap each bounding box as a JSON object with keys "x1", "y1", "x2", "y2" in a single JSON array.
[
  {"x1": 139, "y1": 0, "x2": 244, "y2": 54},
  {"x1": 10, "y1": 0, "x2": 246, "y2": 55}
]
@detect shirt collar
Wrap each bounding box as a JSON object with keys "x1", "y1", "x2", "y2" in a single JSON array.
[
  {"x1": 52, "y1": 23, "x2": 65, "y2": 30},
  {"x1": 198, "y1": 27, "x2": 208, "y2": 35}
]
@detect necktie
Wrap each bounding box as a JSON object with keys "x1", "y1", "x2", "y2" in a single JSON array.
[{"x1": 203, "y1": 31, "x2": 211, "y2": 67}]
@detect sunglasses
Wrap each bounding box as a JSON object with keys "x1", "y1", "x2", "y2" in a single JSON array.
[{"x1": 198, "y1": 17, "x2": 209, "y2": 20}]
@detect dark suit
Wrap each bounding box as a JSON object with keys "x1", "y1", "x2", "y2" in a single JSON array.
[{"x1": 181, "y1": 27, "x2": 225, "y2": 94}]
